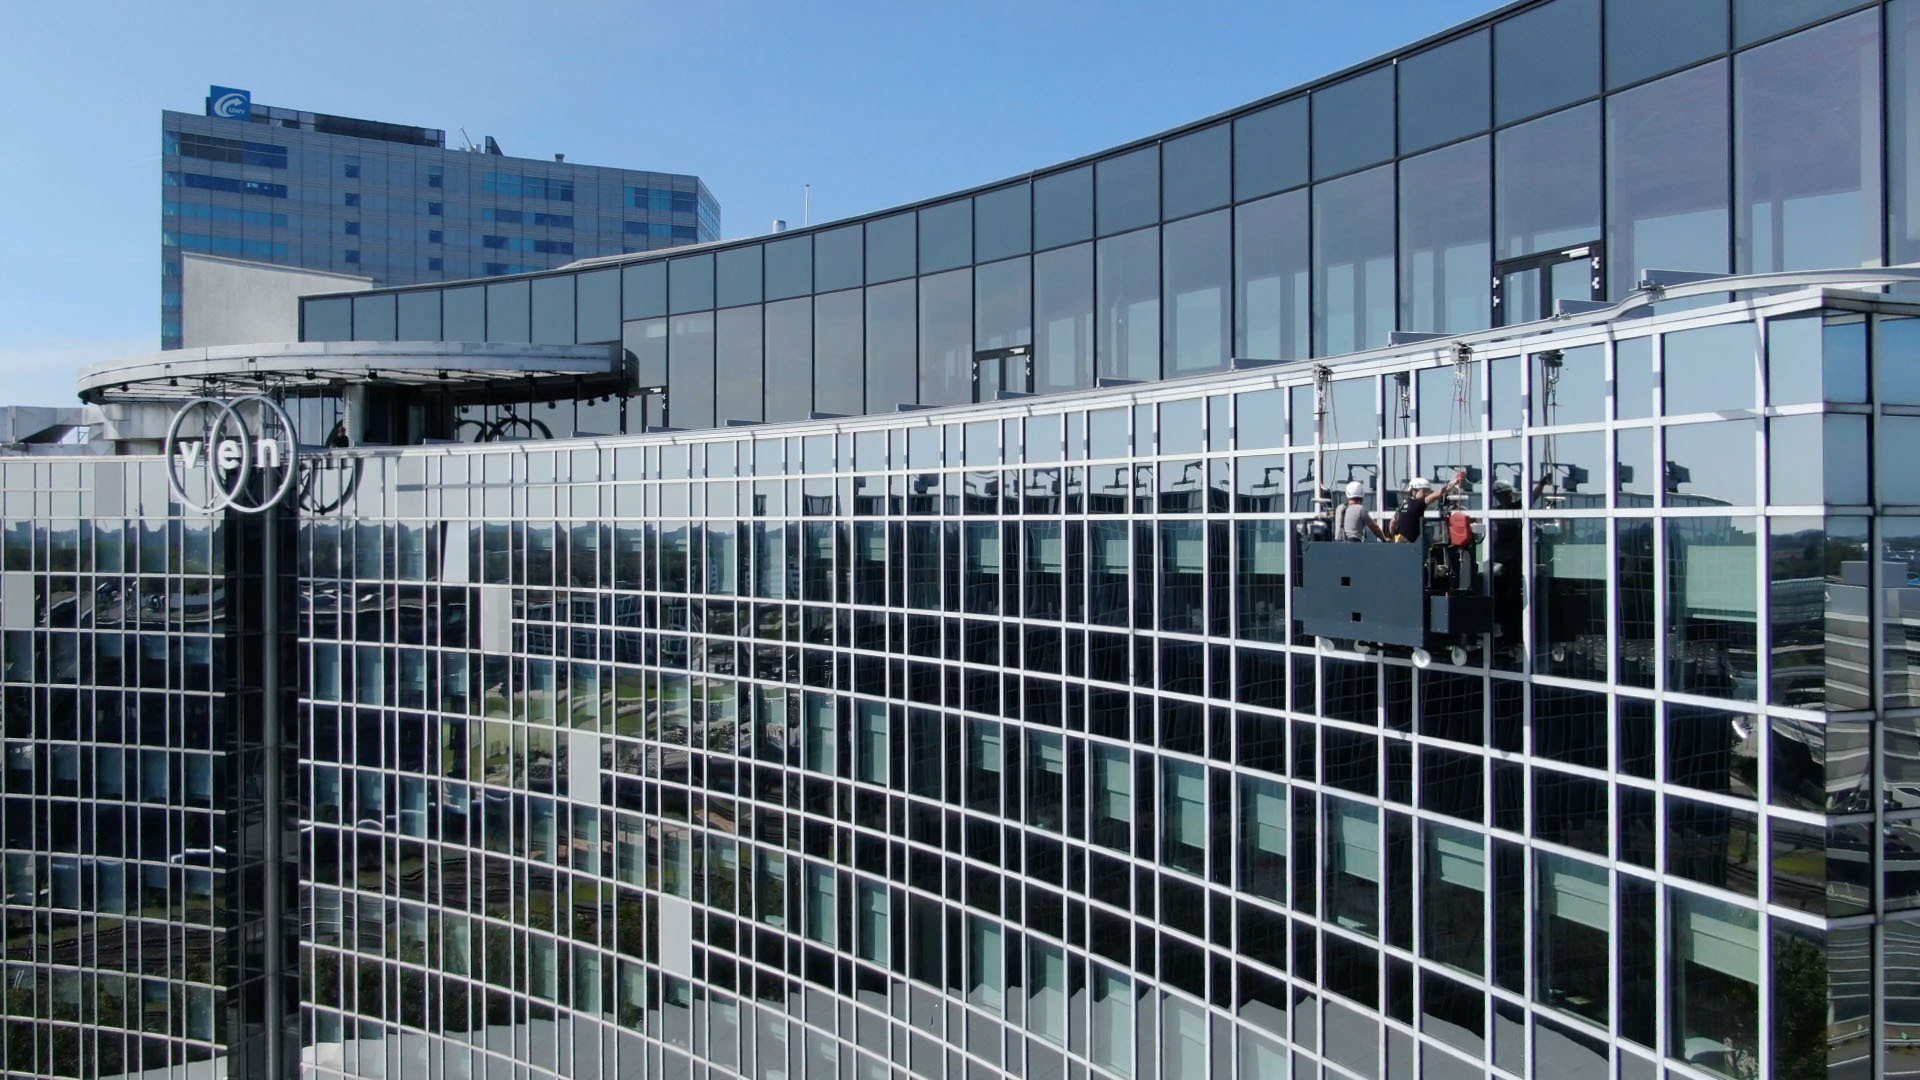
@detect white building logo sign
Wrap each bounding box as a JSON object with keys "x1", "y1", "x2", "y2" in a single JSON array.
[{"x1": 164, "y1": 395, "x2": 300, "y2": 514}]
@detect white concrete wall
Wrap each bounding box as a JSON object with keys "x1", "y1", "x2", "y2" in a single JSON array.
[{"x1": 181, "y1": 255, "x2": 371, "y2": 349}]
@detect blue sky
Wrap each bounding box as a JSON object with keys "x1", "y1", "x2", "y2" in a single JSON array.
[{"x1": 0, "y1": 0, "x2": 1494, "y2": 406}]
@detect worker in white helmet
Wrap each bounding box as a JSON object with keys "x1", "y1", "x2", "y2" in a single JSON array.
[{"x1": 1338, "y1": 480, "x2": 1385, "y2": 542}]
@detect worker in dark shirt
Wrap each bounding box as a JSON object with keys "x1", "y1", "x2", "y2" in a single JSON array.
[{"x1": 1389, "y1": 473, "x2": 1462, "y2": 542}]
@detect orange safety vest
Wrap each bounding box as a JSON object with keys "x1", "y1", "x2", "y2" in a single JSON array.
[{"x1": 1448, "y1": 512, "x2": 1475, "y2": 547}]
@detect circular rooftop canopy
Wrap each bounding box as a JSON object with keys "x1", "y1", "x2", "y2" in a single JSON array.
[{"x1": 77, "y1": 341, "x2": 627, "y2": 405}]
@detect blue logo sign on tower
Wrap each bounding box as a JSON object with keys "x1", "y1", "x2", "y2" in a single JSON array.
[{"x1": 208, "y1": 86, "x2": 251, "y2": 120}]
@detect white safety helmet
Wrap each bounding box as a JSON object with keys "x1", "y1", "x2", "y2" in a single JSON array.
[
  {"x1": 1345, "y1": 481, "x2": 1365, "y2": 499},
  {"x1": 1407, "y1": 476, "x2": 1432, "y2": 491},
  {"x1": 1493, "y1": 480, "x2": 1516, "y2": 495}
]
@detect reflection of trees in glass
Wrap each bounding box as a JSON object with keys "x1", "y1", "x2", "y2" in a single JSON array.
[{"x1": 1770, "y1": 931, "x2": 1828, "y2": 1080}]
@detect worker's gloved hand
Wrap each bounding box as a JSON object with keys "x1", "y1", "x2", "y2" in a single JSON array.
[{"x1": 1492, "y1": 562, "x2": 1506, "y2": 577}]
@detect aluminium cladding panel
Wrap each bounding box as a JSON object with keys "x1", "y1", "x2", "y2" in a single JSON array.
[{"x1": 1293, "y1": 539, "x2": 1429, "y2": 647}]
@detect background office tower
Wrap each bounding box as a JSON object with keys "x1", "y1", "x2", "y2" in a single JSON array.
[
  {"x1": 161, "y1": 88, "x2": 721, "y2": 350},
  {"x1": 6, "y1": 3, "x2": 1920, "y2": 1080}
]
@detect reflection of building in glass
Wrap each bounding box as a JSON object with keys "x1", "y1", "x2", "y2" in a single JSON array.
[{"x1": 9, "y1": 4, "x2": 1920, "y2": 1080}]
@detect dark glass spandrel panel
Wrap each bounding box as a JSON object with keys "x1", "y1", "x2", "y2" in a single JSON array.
[
  {"x1": 765, "y1": 298, "x2": 812, "y2": 423},
  {"x1": 919, "y1": 268, "x2": 972, "y2": 407},
  {"x1": 1035, "y1": 243, "x2": 1093, "y2": 393},
  {"x1": 486, "y1": 279, "x2": 530, "y2": 343},
  {"x1": 1664, "y1": 321, "x2": 1757, "y2": 415},
  {"x1": 1313, "y1": 164, "x2": 1397, "y2": 356},
  {"x1": 975, "y1": 184, "x2": 1031, "y2": 262},
  {"x1": 1236, "y1": 189, "x2": 1309, "y2": 361},
  {"x1": 1736, "y1": 11, "x2": 1881, "y2": 274},
  {"x1": 1097, "y1": 227, "x2": 1160, "y2": 381},
  {"x1": 715, "y1": 304, "x2": 763, "y2": 426},
  {"x1": 1606, "y1": 0, "x2": 1728, "y2": 89},
  {"x1": 1494, "y1": 0, "x2": 1600, "y2": 125},
  {"x1": 764, "y1": 235, "x2": 812, "y2": 301},
  {"x1": 715, "y1": 246, "x2": 763, "y2": 309},
  {"x1": 668, "y1": 253, "x2": 714, "y2": 314},
  {"x1": 396, "y1": 289, "x2": 440, "y2": 340},
  {"x1": 352, "y1": 293, "x2": 397, "y2": 340},
  {"x1": 622, "y1": 260, "x2": 666, "y2": 319},
  {"x1": 1399, "y1": 137, "x2": 1490, "y2": 335},
  {"x1": 1665, "y1": 516, "x2": 1759, "y2": 699},
  {"x1": 443, "y1": 285, "x2": 485, "y2": 340},
  {"x1": 1163, "y1": 124, "x2": 1230, "y2": 220},
  {"x1": 1235, "y1": 98, "x2": 1308, "y2": 201},
  {"x1": 814, "y1": 288, "x2": 863, "y2": 417},
  {"x1": 866, "y1": 279, "x2": 916, "y2": 411},
  {"x1": 1034, "y1": 167, "x2": 1093, "y2": 250},
  {"x1": 1312, "y1": 67, "x2": 1395, "y2": 180},
  {"x1": 1616, "y1": 519, "x2": 1657, "y2": 685},
  {"x1": 1398, "y1": 30, "x2": 1490, "y2": 154},
  {"x1": 668, "y1": 311, "x2": 715, "y2": 429},
  {"x1": 815, "y1": 225, "x2": 864, "y2": 293},
  {"x1": 530, "y1": 275, "x2": 574, "y2": 345},
  {"x1": 1096, "y1": 147, "x2": 1159, "y2": 237},
  {"x1": 1893, "y1": 2, "x2": 1920, "y2": 264},
  {"x1": 575, "y1": 268, "x2": 620, "y2": 343},
  {"x1": 1163, "y1": 209, "x2": 1230, "y2": 375},
  {"x1": 1606, "y1": 61, "x2": 1730, "y2": 297},
  {"x1": 1735, "y1": 0, "x2": 1868, "y2": 47},
  {"x1": 919, "y1": 200, "x2": 971, "y2": 274},
  {"x1": 304, "y1": 297, "x2": 352, "y2": 341},
  {"x1": 976, "y1": 257, "x2": 1031, "y2": 355},
  {"x1": 866, "y1": 212, "x2": 916, "y2": 284},
  {"x1": 1496, "y1": 103, "x2": 1600, "y2": 259}
]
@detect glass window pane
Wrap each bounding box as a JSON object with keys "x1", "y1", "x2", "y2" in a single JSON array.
[
  {"x1": 716, "y1": 245, "x2": 763, "y2": 309},
  {"x1": 1769, "y1": 414, "x2": 1867, "y2": 505},
  {"x1": 1668, "y1": 420, "x2": 1758, "y2": 506},
  {"x1": 397, "y1": 289, "x2": 440, "y2": 340},
  {"x1": 1668, "y1": 889, "x2": 1758, "y2": 1073},
  {"x1": 486, "y1": 279, "x2": 530, "y2": 343},
  {"x1": 715, "y1": 305, "x2": 762, "y2": 426},
  {"x1": 1163, "y1": 209, "x2": 1230, "y2": 375},
  {"x1": 765, "y1": 234, "x2": 812, "y2": 301},
  {"x1": 304, "y1": 297, "x2": 351, "y2": 341},
  {"x1": 1494, "y1": 0, "x2": 1600, "y2": 125},
  {"x1": 1314, "y1": 164, "x2": 1397, "y2": 356},
  {"x1": 1236, "y1": 98, "x2": 1309, "y2": 200},
  {"x1": 1399, "y1": 30, "x2": 1490, "y2": 154},
  {"x1": 815, "y1": 225, "x2": 863, "y2": 293},
  {"x1": 1326, "y1": 798, "x2": 1381, "y2": 936},
  {"x1": 866, "y1": 212, "x2": 916, "y2": 284},
  {"x1": 1606, "y1": 0, "x2": 1728, "y2": 89},
  {"x1": 668, "y1": 311, "x2": 715, "y2": 429},
  {"x1": 1534, "y1": 853, "x2": 1609, "y2": 1025},
  {"x1": 1496, "y1": 102, "x2": 1601, "y2": 259},
  {"x1": 1666, "y1": 516, "x2": 1759, "y2": 698},
  {"x1": 576, "y1": 268, "x2": 620, "y2": 343},
  {"x1": 1034, "y1": 166, "x2": 1093, "y2": 250},
  {"x1": 1097, "y1": 227, "x2": 1160, "y2": 381},
  {"x1": 530, "y1": 275, "x2": 573, "y2": 345},
  {"x1": 352, "y1": 293, "x2": 396, "y2": 340},
  {"x1": 1035, "y1": 243, "x2": 1093, "y2": 393},
  {"x1": 1161, "y1": 759, "x2": 1206, "y2": 875},
  {"x1": 1735, "y1": 0, "x2": 1864, "y2": 47},
  {"x1": 867, "y1": 280, "x2": 915, "y2": 410},
  {"x1": 1607, "y1": 61, "x2": 1731, "y2": 297},
  {"x1": 975, "y1": 184, "x2": 1030, "y2": 262},
  {"x1": 975, "y1": 256, "x2": 1031, "y2": 355},
  {"x1": 1236, "y1": 189, "x2": 1310, "y2": 361},
  {"x1": 1768, "y1": 516, "x2": 1870, "y2": 708},
  {"x1": 1163, "y1": 123, "x2": 1230, "y2": 219},
  {"x1": 1400, "y1": 137, "x2": 1491, "y2": 334},
  {"x1": 1735, "y1": 10, "x2": 1881, "y2": 274},
  {"x1": 1422, "y1": 822, "x2": 1484, "y2": 975},
  {"x1": 1891, "y1": 2, "x2": 1920, "y2": 264},
  {"x1": 815, "y1": 288, "x2": 863, "y2": 416},
  {"x1": 919, "y1": 268, "x2": 971, "y2": 407},
  {"x1": 622, "y1": 260, "x2": 666, "y2": 319},
  {"x1": 1313, "y1": 67, "x2": 1396, "y2": 179},
  {"x1": 919, "y1": 200, "x2": 971, "y2": 273},
  {"x1": 669, "y1": 253, "x2": 714, "y2": 314},
  {"x1": 1097, "y1": 147, "x2": 1159, "y2": 237},
  {"x1": 1239, "y1": 775, "x2": 1288, "y2": 902},
  {"x1": 443, "y1": 285, "x2": 484, "y2": 340},
  {"x1": 1664, "y1": 321, "x2": 1757, "y2": 414},
  {"x1": 765, "y1": 298, "x2": 812, "y2": 423}
]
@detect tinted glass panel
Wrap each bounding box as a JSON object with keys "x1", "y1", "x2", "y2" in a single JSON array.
[
  {"x1": 352, "y1": 293, "x2": 396, "y2": 341},
  {"x1": 765, "y1": 298, "x2": 812, "y2": 423},
  {"x1": 815, "y1": 225, "x2": 863, "y2": 293},
  {"x1": 764, "y1": 235, "x2": 813, "y2": 301},
  {"x1": 576, "y1": 268, "x2": 620, "y2": 343},
  {"x1": 1163, "y1": 124, "x2": 1230, "y2": 220},
  {"x1": 1400, "y1": 137, "x2": 1491, "y2": 334},
  {"x1": 1735, "y1": 11, "x2": 1881, "y2": 274},
  {"x1": 815, "y1": 288, "x2": 863, "y2": 416},
  {"x1": 397, "y1": 289, "x2": 440, "y2": 340},
  {"x1": 1314, "y1": 165, "x2": 1396, "y2": 356},
  {"x1": 1606, "y1": 0, "x2": 1728, "y2": 89},
  {"x1": 668, "y1": 253, "x2": 714, "y2": 314},
  {"x1": 1098, "y1": 227, "x2": 1160, "y2": 381},
  {"x1": 715, "y1": 246, "x2": 763, "y2": 309},
  {"x1": 1607, "y1": 61, "x2": 1730, "y2": 297},
  {"x1": 867, "y1": 280, "x2": 916, "y2": 410},
  {"x1": 622, "y1": 261, "x2": 666, "y2": 319},
  {"x1": 1892, "y1": 3, "x2": 1920, "y2": 264},
  {"x1": 976, "y1": 184, "x2": 1031, "y2": 262},
  {"x1": 1235, "y1": 99, "x2": 1309, "y2": 200},
  {"x1": 1665, "y1": 321, "x2": 1757, "y2": 415},
  {"x1": 1734, "y1": 0, "x2": 1865, "y2": 46},
  {"x1": 1496, "y1": 103, "x2": 1600, "y2": 259},
  {"x1": 1163, "y1": 210, "x2": 1230, "y2": 375},
  {"x1": 1494, "y1": 0, "x2": 1600, "y2": 124},
  {"x1": 1034, "y1": 167, "x2": 1094, "y2": 250},
  {"x1": 919, "y1": 200, "x2": 971, "y2": 273},
  {"x1": 1236, "y1": 190, "x2": 1310, "y2": 361},
  {"x1": 714, "y1": 305, "x2": 762, "y2": 425},
  {"x1": 976, "y1": 257, "x2": 1031, "y2": 352},
  {"x1": 867, "y1": 213, "x2": 916, "y2": 284},
  {"x1": 920, "y1": 268, "x2": 972, "y2": 406},
  {"x1": 1035, "y1": 243, "x2": 1093, "y2": 393},
  {"x1": 486, "y1": 279, "x2": 530, "y2": 343},
  {"x1": 1398, "y1": 30, "x2": 1490, "y2": 154},
  {"x1": 305, "y1": 297, "x2": 351, "y2": 341},
  {"x1": 668, "y1": 311, "x2": 715, "y2": 429},
  {"x1": 530, "y1": 275, "x2": 574, "y2": 345},
  {"x1": 443, "y1": 285, "x2": 484, "y2": 340},
  {"x1": 1312, "y1": 67, "x2": 1395, "y2": 179},
  {"x1": 1097, "y1": 148, "x2": 1160, "y2": 237}
]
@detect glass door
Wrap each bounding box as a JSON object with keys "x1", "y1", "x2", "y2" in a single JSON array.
[{"x1": 1493, "y1": 244, "x2": 1603, "y2": 326}]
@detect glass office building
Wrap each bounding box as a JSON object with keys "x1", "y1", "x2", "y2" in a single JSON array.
[
  {"x1": 162, "y1": 92, "x2": 721, "y2": 350},
  {"x1": 7, "y1": 2, "x2": 1920, "y2": 1078}
]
